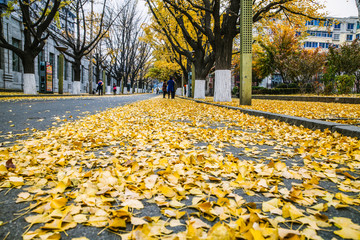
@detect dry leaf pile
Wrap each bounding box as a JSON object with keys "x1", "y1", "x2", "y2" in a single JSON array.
[
  {"x1": 204, "y1": 98, "x2": 360, "y2": 125},
  {"x1": 0, "y1": 97, "x2": 360, "y2": 239}
]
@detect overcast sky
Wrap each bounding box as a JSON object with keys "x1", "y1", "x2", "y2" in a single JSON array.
[
  {"x1": 138, "y1": 0, "x2": 359, "y2": 19},
  {"x1": 325, "y1": 0, "x2": 358, "y2": 17}
]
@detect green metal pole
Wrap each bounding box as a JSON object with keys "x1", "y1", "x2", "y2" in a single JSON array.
[
  {"x1": 239, "y1": 0, "x2": 252, "y2": 105},
  {"x1": 58, "y1": 54, "x2": 64, "y2": 94}
]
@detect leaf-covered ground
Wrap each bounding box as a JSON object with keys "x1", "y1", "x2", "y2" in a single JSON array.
[
  {"x1": 204, "y1": 97, "x2": 360, "y2": 125},
  {"x1": 0, "y1": 97, "x2": 360, "y2": 239},
  {"x1": 0, "y1": 95, "x2": 126, "y2": 103}
]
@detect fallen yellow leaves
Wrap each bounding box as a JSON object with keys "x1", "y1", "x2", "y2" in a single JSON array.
[
  {"x1": 204, "y1": 97, "x2": 360, "y2": 125},
  {"x1": 0, "y1": 97, "x2": 360, "y2": 239}
]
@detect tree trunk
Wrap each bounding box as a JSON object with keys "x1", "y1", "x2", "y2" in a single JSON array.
[
  {"x1": 22, "y1": 56, "x2": 37, "y2": 95},
  {"x1": 193, "y1": 58, "x2": 209, "y2": 99},
  {"x1": 73, "y1": 58, "x2": 81, "y2": 94},
  {"x1": 121, "y1": 77, "x2": 125, "y2": 94},
  {"x1": 213, "y1": 37, "x2": 233, "y2": 102},
  {"x1": 74, "y1": 59, "x2": 81, "y2": 82},
  {"x1": 215, "y1": 38, "x2": 233, "y2": 71}
]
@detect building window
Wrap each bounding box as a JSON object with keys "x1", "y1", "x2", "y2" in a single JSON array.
[
  {"x1": 323, "y1": 20, "x2": 331, "y2": 27},
  {"x1": 65, "y1": 60, "x2": 68, "y2": 79},
  {"x1": 12, "y1": 38, "x2": 21, "y2": 72},
  {"x1": 306, "y1": 20, "x2": 320, "y2": 26},
  {"x1": 347, "y1": 34, "x2": 353, "y2": 41},
  {"x1": 57, "y1": 55, "x2": 61, "y2": 79},
  {"x1": 304, "y1": 42, "x2": 319, "y2": 48},
  {"x1": 307, "y1": 31, "x2": 332, "y2": 38},
  {"x1": 0, "y1": 47, "x2": 3, "y2": 69},
  {"x1": 347, "y1": 23, "x2": 355, "y2": 30},
  {"x1": 38, "y1": 50, "x2": 45, "y2": 62},
  {"x1": 357, "y1": 22, "x2": 360, "y2": 29},
  {"x1": 334, "y1": 23, "x2": 341, "y2": 30},
  {"x1": 333, "y1": 34, "x2": 340, "y2": 40},
  {"x1": 357, "y1": 34, "x2": 360, "y2": 40},
  {"x1": 319, "y1": 43, "x2": 329, "y2": 49}
]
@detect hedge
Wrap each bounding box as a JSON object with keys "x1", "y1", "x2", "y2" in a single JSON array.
[{"x1": 252, "y1": 87, "x2": 300, "y2": 95}]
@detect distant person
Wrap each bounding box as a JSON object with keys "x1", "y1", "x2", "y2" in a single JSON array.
[
  {"x1": 184, "y1": 84, "x2": 187, "y2": 96},
  {"x1": 156, "y1": 87, "x2": 159, "y2": 94},
  {"x1": 113, "y1": 83, "x2": 116, "y2": 95},
  {"x1": 97, "y1": 80, "x2": 104, "y2": 95},
  {"x1": 162, "y1": 80, "x2": 167, "y2": 98},
  {"x1": 167, "y1": 77, "x2": 175, "y2": 99}
]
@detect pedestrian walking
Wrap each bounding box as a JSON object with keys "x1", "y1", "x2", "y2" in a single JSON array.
[
  {"x1": 113, "y1": 83, "x2": 117, "y2": 95},
  {"x1": 167, "y1": 77, "x2": 175, "y2": 99},
  {"x1": 184, "y1": 84, "x2": 187, "y2": 96},
  {"x1": 162, "y1": 80, "x2": 167, "y2": 98},
  {"x1": 97, "y1": 80, "x2": 104, "y2": 95}
]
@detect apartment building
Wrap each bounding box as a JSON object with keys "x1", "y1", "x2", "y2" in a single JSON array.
[
  {"x1": 303, "y1": 16, "x2": 359, "y2": 50},
  {"x1": 259, "y1": 16, "x2": 360, "y2": 88}
]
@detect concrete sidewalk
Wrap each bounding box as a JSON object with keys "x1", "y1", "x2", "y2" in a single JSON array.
[
  {"x1": 253, "y1": 95, "x2": 360, "y2": 104},
  {"x1": 0, "y1": 92, "x2": 149, "y2": 98},
  {"x1": 181, "y1": 97, "x2": 360, "y2": 139}
]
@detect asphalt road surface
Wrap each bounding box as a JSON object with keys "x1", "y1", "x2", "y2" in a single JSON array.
[
  {"x1": 0, "y1": 94, "x2": 359, "y2": 240},
  {"x1": 0, "y1": 94, "x2": 157, "y2": 145},
  {"x1": 0, "y1": 94, "x2": 159, "y2": 240}
]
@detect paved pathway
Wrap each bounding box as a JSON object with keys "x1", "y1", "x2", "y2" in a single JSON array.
[{"x1": 0, "y1": 94, "x2": 156, "y2": 144}]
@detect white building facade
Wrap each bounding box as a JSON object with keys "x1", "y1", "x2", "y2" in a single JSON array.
[
  {"x1": 0, "y1": 6, "x2": 113, "y2": 94},
  {"x1": 303, "y1": 16, "x2": 359, "y2": 50}
]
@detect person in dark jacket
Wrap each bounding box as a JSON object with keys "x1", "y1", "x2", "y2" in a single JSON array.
[
  {"x1": 162, "y1": 80, "x2": 167, "y2": 98},
  {"x1": 113, "y1": 83, "x2": 117, "y2": 95},
  {"x1": 97, "y1": 80, "x2": 104, "y2": 95},
  {"x1": 167, "y1": 77, "x2": 175, "y2": 99}
]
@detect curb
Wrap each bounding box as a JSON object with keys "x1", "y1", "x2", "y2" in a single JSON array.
[
  {"x1": 0, "y1": 94, "x2": 88, "y2": 98},
  {"x1": 0, "y1": 93, "x2": 151, "y2": 98},
  {"x1": 252, "y1": 95, "x2": 360, "y2": 104},
  {"x1": 180, "y1": 97, "x2": 360, "y2": 139}
]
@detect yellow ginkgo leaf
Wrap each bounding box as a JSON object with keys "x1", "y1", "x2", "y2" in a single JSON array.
[
  {"x1": 121, "y1": 199, "x2": 144, "y2": 209},
  {"x1": 207, "y1": 222, "x2": 235, "y2": 240},
  {"x1": 50, "y1": 197, "x2": 68, "y2": 209}
]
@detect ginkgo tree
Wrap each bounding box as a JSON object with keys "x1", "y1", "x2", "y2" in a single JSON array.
[
  {"x1": 255, "y1": 23, "x2": 303, "y2": 85},
  {"x1": 145, "y1": 0, "x2": 214, "y2": 98},
  {"x1": 105, "y1": 0, "x2": 151, "y2": 94},
  {"x1": 145, "y1": 42, "x2": 182, "y2": 82},
  {"x1": 0, "y1": 0, "x2": 64, "y2": 95},
  {"x1": 156, "y1": 0, "x2": 324, "y2": 101},
  {"x1": 50, "y1": 0, "x2": 121, "y2": 94}
]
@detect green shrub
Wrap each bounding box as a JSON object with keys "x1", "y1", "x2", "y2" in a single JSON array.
[
  {"x1": 232, "y1": 86, "x2": 239, "y2": 96},
  {"x1": 322, "y1": 66, "x2": 336, "y2": 95},
  {"x1": 275, "y1": 83, "x2": 288, "y2": 89},
  {"x1": 288, "y1": 83, "x2": 299, "y2": 89},
  {"x1": 335, "y1": 75, "x2": 355, "y2": 94},
  {"x1": 252, "y1": 86, "x2": 300, "y2": 95}
]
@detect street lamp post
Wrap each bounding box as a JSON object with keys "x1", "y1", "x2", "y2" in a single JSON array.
[
  {"x1": 55, "y1": 46, "x2": 68, "y2": 94},
  {"x1": 239, "y1": 0, "x2": 252, "y2": 105}
]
